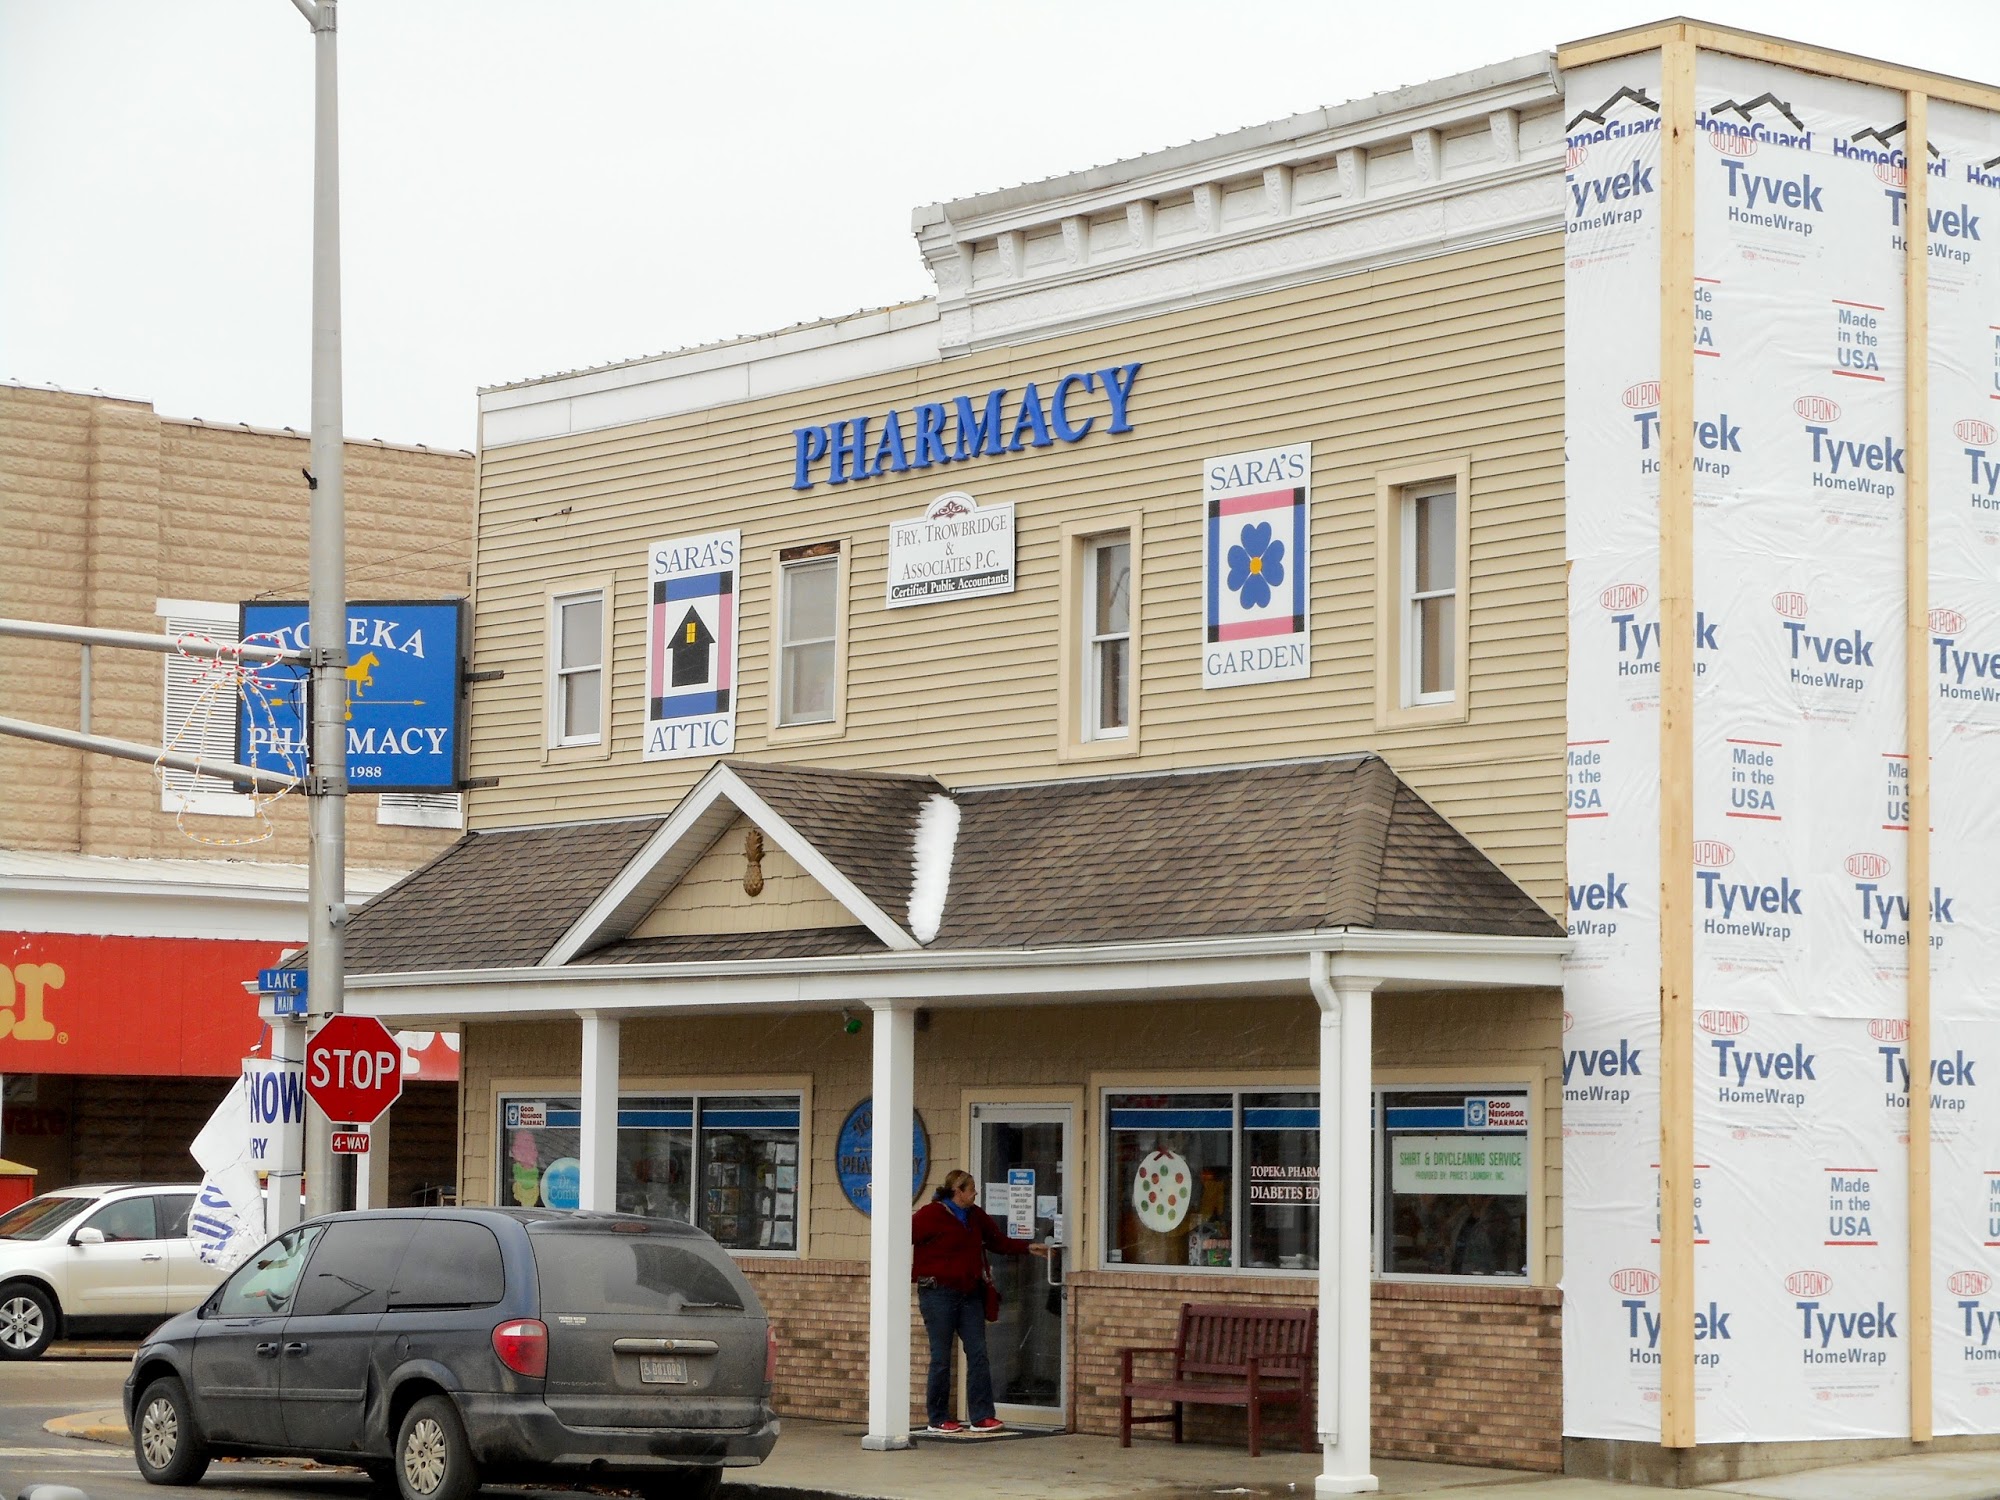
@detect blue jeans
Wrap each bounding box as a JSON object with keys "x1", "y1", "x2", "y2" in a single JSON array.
[{"x1": 918, "y1": 1284, "x2": 994, "y2": 1425}]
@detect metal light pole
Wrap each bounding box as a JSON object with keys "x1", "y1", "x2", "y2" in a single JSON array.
[{"x1": 291, "y1": 0, "x2": 346, "y2": 1223}]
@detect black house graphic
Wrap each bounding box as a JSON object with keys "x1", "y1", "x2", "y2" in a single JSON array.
[{"x1": 671, "y1": 608, "x2": 716, "y2": 687}]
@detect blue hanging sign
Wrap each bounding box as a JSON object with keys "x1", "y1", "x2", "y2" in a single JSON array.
[
  {"x1": 836, "y1": 1099, "x2": 930, "y2": 1216},
  {"x1": 235, "y1": 599, "x2": 465, "y2": 792}
]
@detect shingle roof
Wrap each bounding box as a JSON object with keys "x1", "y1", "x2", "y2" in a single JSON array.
[
  {"x1": 724, "y1": 761, "x2": 943, "y2": 932},
  {"x1": 343, "y1": 817, "x2": 664, "y2": 974},
  {"x1": 581, "y1": 927, "x2": 888, "y2": 965},
  {"x1": 930, "y1": 756, "x2": 1559, "y2": 948}
]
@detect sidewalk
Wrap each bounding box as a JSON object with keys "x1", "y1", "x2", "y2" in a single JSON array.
[{"x1": 47, "y1": 1409, "x2": 2000, "y2": 1500}]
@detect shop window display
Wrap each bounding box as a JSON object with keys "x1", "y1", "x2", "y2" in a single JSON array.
[
  {"x1": 1379, "y1": 1088, "x2": 1528, "y2": 1279},
  {"x1": 1104, "y1": 1093, "x2": 1235, "y2": 1269},
  {"x1": 499, "y1": 1092, "x2": 800, "y2": 1254}
]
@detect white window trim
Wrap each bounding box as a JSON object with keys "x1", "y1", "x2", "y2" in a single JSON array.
[
  {"x1": 767, "y1": 545, "x2": 847, "y2": 743},
  {"x1": 1373, "y1": 458, "x2": 1472, "y2": 730},
  {"x1": 378, "y1": 791, "x2": 464, "y2": 829},
  {"x1": 545, "y1": 580, "x2": 612, "y2": 759},
  {"x1": 1371, "y1": 1078, "x2": 1535, "y2": 1287},
  {"x1": 156, "y1": 598, "x2": 252, "y2": 818},
  {"x1": 1402, "y1": 483, "x2": 1459, "y2": 707},
  {"x1": 1057, "y1": 517, "x2": 1141, "y2": 762},
  {"x1": 493, "y1": 1081, "x2": 810, "y2": 1259}
]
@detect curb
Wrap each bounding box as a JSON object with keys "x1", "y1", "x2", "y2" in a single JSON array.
[{"x1": 44, "y1": 1410, "x2": 126, "y2": 1446}]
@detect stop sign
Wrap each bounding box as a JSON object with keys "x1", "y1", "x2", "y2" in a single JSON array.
[{"x1": 305, "y1": 1015, "x2": 405, "y2": 1124}]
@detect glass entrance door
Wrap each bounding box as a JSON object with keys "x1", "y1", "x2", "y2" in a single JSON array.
[{"x1": 971, "y1": 1103, "x2": 1071, "y2": 1428}]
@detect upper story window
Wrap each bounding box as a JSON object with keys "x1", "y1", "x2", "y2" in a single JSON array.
[
  {"x1": 1403, "y1": 485, "x2": 1457, "y2": 704},
  {"x1": 549, "y1": 589, "x2": 605, "y2": 747},
  {"x1": 1084, "y1": 534, "x2": 1131, "y2": 739},
  {"x1": 777, "y1": 546, "x2": 840, "y2": 728},
  {"x1": 1373, "y1": 461, "x2": 1470, "y2": 728},
  {"x1": 158, "y1": 599, "x2": 251, "y2": 817}
]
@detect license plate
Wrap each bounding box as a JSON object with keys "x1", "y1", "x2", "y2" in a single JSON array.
[{"x1": 639, "y1": 1356, "x2": 691, "y2": 1384}]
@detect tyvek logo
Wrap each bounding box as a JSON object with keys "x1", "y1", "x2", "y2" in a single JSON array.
[
  {"x1": 1952, "y1": 1270, "x2": 2000, "y2": 1352},
  {"x1": 1851, "y1": 846, "x2": 1958, "y2": 954},
  {"x1": 1789, "y1": 1267, "x2": 1898, "y2": 1363},
  {"x1": 1773, "y1": 592, "x2": 1876, "y2": 694},
  {"x1": 1801, "y1": 396, "x2": 1903, "y2": 496},
  {"x1": 1709, "y1": 1012, "x2": 1816, "y2": 1100},
  {"x1": 1568, "y1": 155, "x2": 1656, "y2": 234},
  {"x1": 1614, "y1": 1267, "x2": 1732, "y2": 1363},
  {"x1": 1564, "y1": 1030, "x2": 1643, "y2": 1102},
  {"x1": 1631, "y1": 396, "x2": 1742, "y2": 479},
  {"x1": 1958, "y1": 420, "x2": 2000, "y2": 513},
  {"x1": 1697, "y1": 1011, "x2": 1749, "y2": 1036},
  {"x1": 1723, "y1": 158, "x2": 1824, "y2": 239},
  {"x1": 1879, "y1": 1016, "x2": 1976, "y2": 1113},
  {"x1": 1931, "y1": 606, "x2": 2000, "y2": 705},
  {"x1": 1604, "y1": 584, "x2": 1718, "y2": 679},
  {"x1": 1567, "y1": 869, "x2": 1629, "y2": 939}
]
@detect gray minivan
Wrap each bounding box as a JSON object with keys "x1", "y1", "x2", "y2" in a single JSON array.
[{"x1": 124, "y1": 1207, "x2": 778, "y2": 1500}]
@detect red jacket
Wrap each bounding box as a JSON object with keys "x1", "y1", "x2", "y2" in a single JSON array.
[{"x1": 911, "y1": 1200, "x2": 1032, "y2": 1293}]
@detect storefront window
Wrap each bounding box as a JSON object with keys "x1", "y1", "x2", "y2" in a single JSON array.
[
  {"x1": 1242, "y1": 1091, "x2": 1319, "y2": 1270},
  {"x1": 1103, "y1": 1092, "x2": 1244, "y2": 1271},
  {"x1": 1378, "y1": 1089, "x2": 1529, "y2": 1279},
  {"x1": 499, "y1": 1092, "x2": 800, "y2": 1254}
]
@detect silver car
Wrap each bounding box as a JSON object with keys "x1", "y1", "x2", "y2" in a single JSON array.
[{"x1": 0, "y1": 1184, "x2": 225, "y2": 1358}]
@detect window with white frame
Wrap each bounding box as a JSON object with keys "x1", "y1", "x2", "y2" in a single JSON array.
[
  {"x1": 1402, "y1": 484, "x2": 1457, "y2": 704},
  {"x1": 776, "y1": 548, "x2": 839, "y2": 727},
  {"x1": 549, "y1": 590, "x2": 604, "y2": 746},
  {"x1": 158, "y1": 600, "x2": 251, "y2": 817},
  {"x1": 498, "y1": 1092, "x2": 802, "y2": 1253},
  {"x1": 1100, "y1": 1084, "x2": 1529, "y2": 1280},
  {"x1": 378, "y1": 792, "x2": 463, "y2": 829},
  {"x1": 1083, "y1": 533, "x2": 1131, "y2": 739}
]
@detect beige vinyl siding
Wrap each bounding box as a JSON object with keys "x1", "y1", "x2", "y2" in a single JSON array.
[
  {"x1": 469, "y1": 234, "x2": 1565, "y2": 908},
  {"x1": 630, "y1": 813, "x2": 863, "y2": 937}
]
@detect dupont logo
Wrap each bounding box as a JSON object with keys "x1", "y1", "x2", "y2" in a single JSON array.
[
  {"x1": 1956, "y1": 419, "x2": 1997, "y2": 446},
  {"x1": 1697, "y1": 1010, "x2": 1750, "y2": 1036},
  {"x1": 1845, "y1": 852, "x2": 1892, "y2": 880},
  {"x1": 1794, "y1": 395, "x2": 1842, "y2": 423},
  {"x1": 1949, "y1": 1270, "x2": 1993, "y2": 1297},
  {"x1": 1567, "y1": 144, "x2": 1590, "y2": 172},
  {"x1": 1932, "y1": 607, "x2": 1967, "y2": 634},
  {"x1": 1622, "y1": 381, "x2": 1661, "y2": 410},
  {"x1": 1772, "y1": 591, "x2": 1809, "y2": 619},
  {"x1": 1786, "y1": 1269, "x2": 1833, "y2": 1298},
  {"x1": 1875, "y1": 158, "x2": 1907, "y2": 187},
  {"x1": 1869, "y1": 1017, "x2": 1911, "y2": 1043},
  {"x1": 1611, "y1": 1268, "x2": 1660, "y2": 1296},
  {"x1": 1600, "y1": 581, "x2": 1649, "y2": 611},
  {"x1": 1693, "y1": 840, "x2": 1735, "y2": 869},
  {"x1": 1563, "y1": 1010, "x2": 1575, "y2": 1034},
  {"x1": 1709, "y1": 130, "x2": 1756, "y2": 157}
]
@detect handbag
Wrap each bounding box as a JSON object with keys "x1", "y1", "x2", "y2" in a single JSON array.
[{"x1": 981, "y1": 1257, "x2": 1001, "y2": 1322}]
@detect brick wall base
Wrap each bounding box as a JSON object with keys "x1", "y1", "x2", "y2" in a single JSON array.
[{"x1": 740, "y1": 1260, "x2": 1562, "y2": 1472}]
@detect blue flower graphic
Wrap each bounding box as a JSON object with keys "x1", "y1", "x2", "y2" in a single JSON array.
[{"x1": 1225, "y1": 522, "x2": 1286, "y2": 611}]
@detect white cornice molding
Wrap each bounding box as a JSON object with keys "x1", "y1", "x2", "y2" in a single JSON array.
[{"x1": 348, "y1": 929, "x2": 1569, "y2": 1026}]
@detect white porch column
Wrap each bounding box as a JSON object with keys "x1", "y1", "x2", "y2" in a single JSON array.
[
  {"x1": 578, "y1": 1012, "x2": 620, "y2": 1211},
  {"x1": 356, "y1": 1106, "x2": 392, "y2": 1209},
  {"x1": 862, "y1": 1000, "x2": 916, "y2": 1451},
  {"x1": 1312, "y1": 958, "x2": 1379, "y2": 1495}
]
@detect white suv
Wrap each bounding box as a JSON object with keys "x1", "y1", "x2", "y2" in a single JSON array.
[{"x1": 0, "y1": 1184, "x2": 225, "y2": 1359}]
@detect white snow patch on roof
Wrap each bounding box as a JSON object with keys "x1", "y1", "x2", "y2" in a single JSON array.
[{"x1": 907, "y1": 794, "x2": 960, "y2": 945}]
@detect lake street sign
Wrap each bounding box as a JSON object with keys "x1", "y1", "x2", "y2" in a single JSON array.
[{"x1": 258, "y1": 968, "x2": 307, "y2": 996}]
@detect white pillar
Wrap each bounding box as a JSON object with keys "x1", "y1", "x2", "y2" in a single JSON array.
[
  {"x1": 1312, "y1": 960, "x2": 1379, "y2": 1496},
  {"x1": 578, "y1": 1013, "x2": 620, "y2": 1211},
  {"x1": 356, "y1": 1106, "x2": 391, "y2": 1209},
  {"x1": 862, "y1": 1001, "x2": 915, "y2": 1451}
]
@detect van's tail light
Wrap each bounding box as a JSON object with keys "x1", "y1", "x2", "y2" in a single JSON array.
[
  {"x1": 765, "y1": 1325, "x2": 779, "y2": 1384},
  {"x1": 492, "y1": 1318, "x2": 548, "y2": 1378}
]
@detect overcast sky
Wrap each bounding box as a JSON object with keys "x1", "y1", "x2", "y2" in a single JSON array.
[{"x1": 5, "y1": 1, "x2": 1999, "y2": 451}]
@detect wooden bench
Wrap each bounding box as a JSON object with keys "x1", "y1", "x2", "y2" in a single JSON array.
[{"x1": 1118, "y1": 1301, "x2": 1316, "y2": 1457}]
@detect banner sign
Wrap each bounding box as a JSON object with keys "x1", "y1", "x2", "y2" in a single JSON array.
[
  {"x1": 886, "y1": 492, "x2": 1015, "y2": 607},
  {"x1": 187, "y1": 1075, "x2": 264, "y2": 1270},
  {"x1": 236, "y1": 599, "x2": 465, "y2": 792},
  {"x1": 644, "y1": 531, "x2": 740, "y2": 760},
  {"x1": 1202, "y1": 442, "x2": 1311, "y2": 687}
]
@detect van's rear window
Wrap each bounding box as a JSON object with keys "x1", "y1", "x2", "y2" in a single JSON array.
[{"x1": 530, "y1": 1232, "x2": 746, "y2": 1314}]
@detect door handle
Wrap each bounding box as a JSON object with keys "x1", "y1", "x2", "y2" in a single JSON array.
[
  {"x1": 284, "y1": 1341, "x2": 310, "y2": 1354},
  {"x1": 256, "y1": 1342, "x2": 279, "y2": 1357},
  {"x1": 140, "y1": 1254, "x2": 163, "y2": 1262},
  {"x1": 1045, "y1": 1241, "x2": 1064, "y2": 1289}
]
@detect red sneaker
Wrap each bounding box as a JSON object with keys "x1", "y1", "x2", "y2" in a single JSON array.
[
  {"x1": 971, "y1": 1418, "x2": 1006, "y2": 1433},
  {"x1": 927, "y1": 1420, "x2": 965, "y2": 1435}
]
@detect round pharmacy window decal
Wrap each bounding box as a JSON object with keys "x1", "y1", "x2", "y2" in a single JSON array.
[{"x1": 1132, "y1": 1148, "x2": 1193, "y2": 1233}]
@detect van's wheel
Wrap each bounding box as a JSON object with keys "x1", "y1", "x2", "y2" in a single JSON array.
[
  {"x1": 395, "y1": 1395, "x2": 479, "y2": 1500},
  {"x1": 0, "y1": 1282, "x2": 55, "y2": 1359},
  {"x1": 133, "y1": 1375, "x2": 211, "y2": 1486},
  {"x1": 635, "y1": 1467, "x2": 723, "y2": 1500}
]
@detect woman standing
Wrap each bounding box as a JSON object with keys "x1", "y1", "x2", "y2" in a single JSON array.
[{"x1": 911, "y1": 1170, "x2": 1048, "y2": 1434}]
